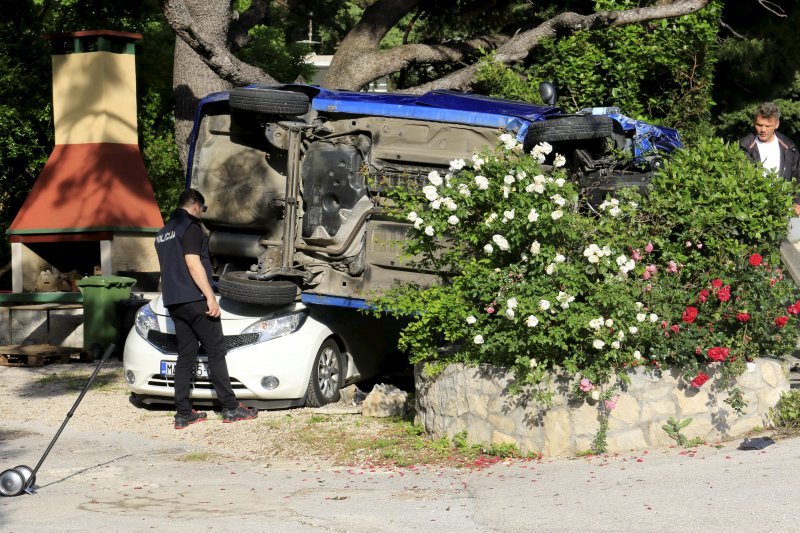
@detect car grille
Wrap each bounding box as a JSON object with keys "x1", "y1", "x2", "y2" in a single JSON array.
[
  {"x1": 147, "y1": 375, "x2": 248, "y2": 391},
  {"x1": 147, "y1": 331, "x2": 260, "y2": 354}
]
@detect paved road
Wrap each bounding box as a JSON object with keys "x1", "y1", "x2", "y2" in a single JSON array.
[{"x1": 1, "y1": 417, "x2": 798, "y2": 532}]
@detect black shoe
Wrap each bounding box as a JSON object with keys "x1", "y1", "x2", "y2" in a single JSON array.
[
  {"x1": 174, "y1": 410, "x2": 208, "y2": 429},
  {"x1": 221, "y1": 403, "x2": 258, "y2": 423}
]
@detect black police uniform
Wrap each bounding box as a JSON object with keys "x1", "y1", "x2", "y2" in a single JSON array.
[{"x1": 155, "y1": 208, "x2": 238, "y2": 416}]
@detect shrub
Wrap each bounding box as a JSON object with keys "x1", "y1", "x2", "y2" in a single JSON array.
[
  {"x1": 371, "y1": 134, "x2": 800, "y2": 409},
  {"x1": 770, "y1": 390, "x2": 800, "y2": 430}
]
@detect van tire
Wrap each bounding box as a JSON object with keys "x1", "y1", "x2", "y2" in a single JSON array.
[
  {"x1": 229, "y1": 87, "x2": 310, "y2": 115},
  {"x1": 525, "y1": 115, "x2": 613, "y2": 144},
  {"x1": 217, "y1": 271, "x2": 298, "y2": 305}
]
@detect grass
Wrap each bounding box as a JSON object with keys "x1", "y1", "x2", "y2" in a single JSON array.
[
  {"x1": 179, "y1": 451, "x2": 214, "y2": 462},
  {"x1": 293, "y1": 415, "x2": 540, "y2": 468},
  {"x1": 35, "y1": 370, "x2": 122, "y2": 391}
]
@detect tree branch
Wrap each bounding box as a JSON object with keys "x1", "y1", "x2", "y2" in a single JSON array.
[
  {"x1": 404, "y1": 0, "x2": 711, "y2": 94},
  {"x1": 229, "y1": 0, "x2": 271, "y2": 53},
  {"x1": 161, "y1": 0, "x2": 278, "y2": 86}
]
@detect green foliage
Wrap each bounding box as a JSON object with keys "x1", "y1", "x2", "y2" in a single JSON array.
[
  {"x1": 475, "y1": 0, "x2": 721, "y2": 139},
  {"x1": 372, "y1": 134, "x2": 800, "y2": 411},
  {"x1": 770, "y1": 390, "x2": 800, "y2": 430},
  {"x1": 661, "y1": 417, "x2": 704, "y2": 447}
]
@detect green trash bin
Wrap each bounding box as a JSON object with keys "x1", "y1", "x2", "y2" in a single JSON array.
[{"x1": 77, "y1": 275, "x2": 137, "y2": 356}]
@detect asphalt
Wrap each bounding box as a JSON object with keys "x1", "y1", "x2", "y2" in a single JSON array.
[{"x1": 1, "y1": 416, "x2": 799, "y2": 532}]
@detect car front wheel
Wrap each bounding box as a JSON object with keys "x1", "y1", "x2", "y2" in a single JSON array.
[{"x1": 305, "y1": 338, "x2": 344, "y2": 407}]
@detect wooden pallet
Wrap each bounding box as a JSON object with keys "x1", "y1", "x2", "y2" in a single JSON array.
[{"x1": 0, "y1": 344, "x2": 87, "y2": 367}]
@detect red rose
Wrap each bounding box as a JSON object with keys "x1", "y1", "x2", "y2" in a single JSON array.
[
  {"x1": 788, "y1": 302, "x2": 800, "y2": 316},
  {"x1": 711, "y1": 279, "x2": 724, "y2": 289},
  {"x1": 670, "y1": 324, "x2": 680, "y2": 333},
  {"x1": 718, "y1": 285, "x2": 731, "y2": 302},
  {"x1": 736, "y1": 312, "x2": 751, "y2": 322},
  {"x1": 690, "y1": 372, "x2": 709, "y2": 388},
  {"x1": 775, "y1": 316, "x2": 789, "y2": 328},
  {"x1": 707, "y1": 347, "x2": 730, "y2": 362},
  {"x1": 698, "y1": 289, "x2": 709, "y2": 303},
  {"x1": 749, "y1": 253, "x2": 763, "y2": 267},
  {"x1": 682, "y1": 306, "x2": 699, "y2": 323}
]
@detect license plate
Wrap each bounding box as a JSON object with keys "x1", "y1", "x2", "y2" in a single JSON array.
[{"x1": 160, "y1": 360, "x2": 208, "y2": 379}]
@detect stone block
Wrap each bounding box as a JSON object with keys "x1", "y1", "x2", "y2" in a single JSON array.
[
  {"x1": 758, "y1": 360, "x2": 782, "y2": 388},
  {"x1": 49, "y1": 308, "x2": 83, "y2": 347},
  {"x1": 570, "y1": 402, "x2": 601, "y2": 436},
  {"x1": 491, "y1": 430, "x2": 518, "y2": 447},
  {"x1": 640, "y1": 400, "x2": 677, "y2": 422},
  {"x1": 675, "y1": 389, "x2": 711, "y2": 416},
  {"x1": 11, "y1": 309, "x2": 47, "y2": 344},
  {"x1": 608, "y1": 395, "x2": 640, "y2": 429},
  {"x1": 605, "y1": 428, "x2": 647, "y2": 452},
  {"x1": 757, "y1": 388, "x2": 784, "y2": 411},
  {"x1": 361, "y1": 384, "x2": 411, "y2": 418},
  {"x1": 488, "y1": 412, "x2": 516, "y2": 435},
  {"x1": 727, "y1": 414, "x2": 762, "y2": 436},
  {"x1": 542, "y1": 409, "x2": 571, "y2": 457},
  {"x1": 466, "y1": 393, "x2": 489, "y2": 419},
  {"x1": 645, "y1": 421, "x2": 675, "y2": 447},
  {"x1": 0, "y1": 307, "x2": 10, "y2": 344},
  {"x1": 682, "y1": 419, "x2": 713, "y2": 440}
]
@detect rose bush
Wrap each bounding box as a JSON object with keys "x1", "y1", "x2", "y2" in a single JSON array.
[{"x1": 371, "y1": 134, "x2": 800, "y2": 409}]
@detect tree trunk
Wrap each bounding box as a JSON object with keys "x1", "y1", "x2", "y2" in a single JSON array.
[{"x1": 173, "y1": 0, "x2": 233, "y2": 171}]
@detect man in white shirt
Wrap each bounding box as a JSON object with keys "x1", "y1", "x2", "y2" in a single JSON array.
[{"x1": 739, "y1": 102, "x2": 800, "y2": 214}]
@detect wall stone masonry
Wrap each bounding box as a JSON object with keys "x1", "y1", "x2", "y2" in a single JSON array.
[{"x1": 415, "y1": 359, "x2": 789, "y2": 456}]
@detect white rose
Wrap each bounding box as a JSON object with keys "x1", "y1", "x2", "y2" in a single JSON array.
[
  {"x1": 649, "y1": 313, "x2": 658, "y2": 323},
  {"x1": 605, "y1": 318, "x2": 614, "y2": 327},
  {"x1": 593, "y1": 339, "x2": 606, "y2": 349},
  {"x1": 504, "y1": 174, "x2": 515, "y2": 185},
  {"x1": 422, "y1": 185, "x2": 438, "y2": 202},
  {"x1": 528, "y1": 209, "x2": 539, "y2": 223},
  {"x1": 407, "y1": 211, "x2": 418, "y2": 223},
  {"x1": 484, "y1": 244, "x2": 494, "y2": 254},
  {"x1": 539, "y1": 300, "x2": 551, "y2": 311},
  {"x1": 466, "y1": 315, "x2": 477, "y2": 324},
  {"x1": 502, "y1": 186, "x2": 510, "y2": 199},
  {"x1": 553, "y1": 153, "x2": 566, "y2": 168},
  {"x1": 424, "y1": 225, "x2": 435, "y2": 237},
  {"x1": 473, "y1": 334, "x2": 484, "y2": 345},
  {"x1": 427, "y1": 170, "x2": 443, "y2": 186},
  {"x1": 633, "y1": 350, "x2": 642, "y2": 360},
  {"x1": 492, "y1": 234, "x2": 510, "y2": 251},
  {"x1": 611, "y1": 341, "x2": 620, "y2": 349},
  {"x1": 551, "y1": 210, "x2": 563, "y2": 220},
  {"x1": 413, "y1": 218, "x2": 424, "y2": 229},
  {"x1": 444, "y1": 197, "x2": 458, "y2": 211},
  {"x1": 507, "y1": 297, "x2": 518, "y2": 309},
  {"x1": 555, "y1": 178, "x2": 565, "y2": 187},
  {"x1": 609, "y1": 206, "x2": 621, "y2": 217},
  {"x1": 505, "y1": 308, "x2": 515, "y2": 320},
  {"x1": 449, "y1": 159, "x2": 465, "y2": 171},
  {"x1": 475, "y1": 175, "x2": 489, "y2": 190},
  {"x1": 526, "y1": 315, "x2": 539, "y2": 328},
  {"x1": 503, "y1": 209, "x2": 515, "y2": 221},
  {"x1": 545, "y1": 263, "x2": 555, "y2": 275},
  {"x1": 555, "y1": 254, "x2": 566, "y2": 263},
  {"x1": 550, "y1": 194, "x2": 566, "y2": 207},
  {"x1": 629, "y1": 326, "x2": 638, "y2": 334},
  {"x1": 448, "y1": 215, "x2": 460, "y2": 225},
  {"x1": 430, "y1": 199, "x2": 441, "y2": 210},
  {"x1": 636, "y1": 313, "x2": 646, "y2": 322},
  {"x1": 530, "y1": 241, "x2": 541, "y2": 255},
  {"x1": 529, "y1": 358, "x2": 538, "y2": 368},
  {"x1": 591, "y1": 390, "x2": 601, "y2": 400},
  {"x1": 536, "y1": 141, "x2": 553, "y2": 155}
]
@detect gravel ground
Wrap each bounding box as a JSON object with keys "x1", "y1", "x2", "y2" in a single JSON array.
[{"x1": 0, "y1": 360, "x2": 396, "y2": 468}]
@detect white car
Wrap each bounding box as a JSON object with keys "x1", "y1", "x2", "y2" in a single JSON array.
[{"x1": 123, "y1": 294, "x2": 396, "y2": 408}]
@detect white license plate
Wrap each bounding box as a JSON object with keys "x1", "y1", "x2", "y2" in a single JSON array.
[{"x1": 160, "y1": 360, "x2": 208, "y2": 379}]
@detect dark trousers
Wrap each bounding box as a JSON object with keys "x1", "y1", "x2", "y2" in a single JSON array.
[{"x1": 167, "y1": 300, "x2": 238, "y2": 415}]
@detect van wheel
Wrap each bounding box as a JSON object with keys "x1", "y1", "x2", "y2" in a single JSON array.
[
  {"x1": 305, "y1": 339, "x2": 344, "y2": 407},
  {"x1": 525, "y1": 115, "x2": 613, "y2": 144},
  {"x1": 229, "y1": 87, "x2": 310, "y2": 115},
  {"x1": 217, "y1": 271, "x2": 298, "y2": 305}
]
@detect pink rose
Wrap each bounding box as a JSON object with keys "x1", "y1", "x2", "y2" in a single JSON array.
[
  {"x1": 645, "y1": 242, "x2": 654, "y2": 253},
  {"x1": 631, "y1": 249, "x2": 643, "y2": 261},
  {"x1": 579, "y1": 378, "x2": 593, "y2": 392},
  {"x1": 646, "y1": 264, "x2": 657, "y2": 274},
  {"x1": 486, "y1": 306, "x2": 495, "y2": 314},
  {"x1": 604, "y1": 396, "x2": 618, "y2": 410},
  {"x1": 667, "y1": 261, "x2": 678, "y2": 273}
]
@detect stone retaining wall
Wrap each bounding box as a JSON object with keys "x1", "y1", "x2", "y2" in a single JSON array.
[{"x1": 415, "y1": 359, "x2": 789, "y2": 456}]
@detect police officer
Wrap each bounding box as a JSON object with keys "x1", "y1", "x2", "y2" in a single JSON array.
[{"x1": 155, "y1": 188, "x2": 257, "y2": 429}]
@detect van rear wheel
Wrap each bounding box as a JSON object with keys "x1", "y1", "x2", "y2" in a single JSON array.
[
  {"x1": 229, "y1": 87, "x2": 310, "y2": 115},
  {"x1": 217, "y1": 271, "x2": 298, "y2": 306}
]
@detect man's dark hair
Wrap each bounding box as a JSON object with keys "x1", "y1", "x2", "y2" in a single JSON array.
[
  {"x1": 755, "y1": 102, "x2": 781, "y2": 121},
  {"x1": 178, "y1": 188, "x2": 205, "y2": 208}
]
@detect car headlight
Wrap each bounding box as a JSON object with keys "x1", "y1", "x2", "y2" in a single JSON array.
[
  {"x1": 242, "y1": 311, "x2": 307, "y2": 343},
  {"x1": 135, "y1": 304, "x2": 160, "y2": 338}
]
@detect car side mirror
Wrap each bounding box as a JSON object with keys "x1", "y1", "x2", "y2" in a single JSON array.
[{"x1": 539, "y1": 82, "x2": 558, "y2": 106}]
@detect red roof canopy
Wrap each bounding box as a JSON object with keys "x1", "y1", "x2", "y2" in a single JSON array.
[{"x1": 9, "y1": 143, "x2": 163, "y2": 236}]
